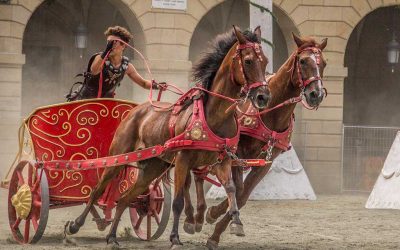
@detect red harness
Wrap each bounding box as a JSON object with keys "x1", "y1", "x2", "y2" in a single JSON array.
[
  {"x1": 165, "y1": 89, "x2": 239, "y2": 156},
  {"x1": 239, "y1": 104, "x2": 294, "y2": 154}
]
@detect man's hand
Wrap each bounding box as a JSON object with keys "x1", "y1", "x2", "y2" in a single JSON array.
[
  {"x1": 101, "y1": 40, "x2": 114, "y2": 59},
  {"x1": 152, "y1": 80, "x2": 167, "y2": 90}
]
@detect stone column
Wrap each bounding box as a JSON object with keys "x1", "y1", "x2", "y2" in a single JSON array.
[
  {"x1": 250, "y1": 0, "x2": 273, "y2": 72},
  {"x1": 0, "y1": 54, "x2": 25, "y2": 181},
  {"x1": 0, "y1": 2, "x2": 32, "y2": 181}
]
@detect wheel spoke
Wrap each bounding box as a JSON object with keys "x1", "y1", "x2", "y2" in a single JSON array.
[
  {"x1": 17, "y1": 171, "x2": 24, "y2": 186},
  {"x1": 28, "y1": 165, "x2": 33, "y2": 186},
  {"x1": 134, "y1": 214, "x2": 144, "y2": 230},
  {"x1": 146, "y1": 214, "x2": 151, "y2": 240},
  {"x1": 24, "y1": 219, "x2": 31, "y2": 243},
  {"x1": 152, "y1": 209, "x2": 160, "y2": 225},
  {"x1": 153, "y1": 197, "x2": 164, "y2": 201},
  {"x1": 32, "y1": 215, "x2": 39, "y2": 231},
  {"x1": 12, "y1": 217, "x2": 22, "y2": 230},
  {"x1": 33, "y1": 200, "x2": 42, "y2": 208}
]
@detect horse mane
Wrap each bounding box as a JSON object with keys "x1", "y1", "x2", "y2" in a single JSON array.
[{"x1": 192, "y1": 29, "x2": 260, "y2": 90}]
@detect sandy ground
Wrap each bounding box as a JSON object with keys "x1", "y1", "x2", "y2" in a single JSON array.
[{"x1": 1, "y1": 188, "x2": 400, "y2": 249}]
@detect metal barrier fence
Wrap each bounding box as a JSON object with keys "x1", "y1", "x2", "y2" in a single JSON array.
[{"x1": 342, "y1": 125, "x2": 400, "y2": 192}]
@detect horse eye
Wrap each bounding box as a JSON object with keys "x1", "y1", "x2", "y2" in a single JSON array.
[
  {"x1": 300, "y1": 59, "x2": 306, "y2": 65},
  {"x1": 244, "y1": 59, "x2": 252, "y2": 66}
]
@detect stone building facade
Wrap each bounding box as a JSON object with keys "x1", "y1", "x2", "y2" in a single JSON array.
[{"x1": 1, "y1": 0, "x2": 399, "y2": 193}]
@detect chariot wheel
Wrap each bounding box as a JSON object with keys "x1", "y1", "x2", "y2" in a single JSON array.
[
  {"x1": 8, "y1": 160, "x2": 49, "y2": 244},
  {"x1": 129, "y1": 179, "x2": 171, "y2": 240}
]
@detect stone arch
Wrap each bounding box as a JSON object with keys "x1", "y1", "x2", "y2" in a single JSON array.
[
  {"x1": 272, "y1": 4, "x2": 300, "y2": 69},
  {"x1": 188, "y1": 0, "x2": 299, "y2": 68},
  {"x1": 344, "y1": 5, "x2": 400, "y2": 126},
  {"x1": 343, "y1": 1, "x2": 400, "y2": 41}
]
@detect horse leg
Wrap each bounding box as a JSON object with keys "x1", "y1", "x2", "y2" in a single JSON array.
[
  {"x1": 65, "y1": 165, "x2": 124, "y2": 235},
  {"x1": 104, "y1": 198, "x2": 128, "y2": 248},
  {"x1": 213, "y1": 160, "x2": 243, "y2": 237},
  {"x1": 170, "y1": 154, "x2": 189, "y2": 248},
  {"x1": 183, "y1": 173, "x2": 195, "y2": 234},
  {"x1": 207, "y1": 165, "x2": 271, "y2": 249},
  {"x1": 206, "y1": 166, "x2": 242, "y2": 224},
  {"x1": 106, "y1": 158, "x2": 170, "y2": 247},
  {"x1": 193, "y1": 175, "x2": 206, "y2": 232}
]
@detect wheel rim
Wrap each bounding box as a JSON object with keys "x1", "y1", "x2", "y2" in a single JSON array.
[
  {"x1": 8, "y1": 161, "x2": 49, "y2": 244},
  {"x1": 130, "y1": 180, "x2": 171, "y2": 240}
]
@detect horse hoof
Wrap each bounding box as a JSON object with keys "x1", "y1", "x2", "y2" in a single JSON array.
[
  {"x1": 229, "y1": 222, "x2": 245, "y2": 237},
  {"x1": 195, "y1": 223, "x2": 203, "y2": 232},
  {"x1": 106, "y1": 239, "x2": 120, "y2": 249},
  {"x1": 170, "y1": 237, "x2": 183, "y2": 248},
  {"x1": 62, "y1": 236, "x2": 77, "y2": 246},
  {"x1": 206, "y1": 239, "x2": 219, "y2": 250},
  {"x1": 206, "y1": 208, "x2": 217, "y2": 224},
  {"x1": 170, "y1": 244, "x2": 184, "y2": 249},
  {"x1": 64, "y1": 220, "x2": 79, "y2": 236},
  {"x1": 183, "y1": 222, "x2": 195, "y2": 234}
]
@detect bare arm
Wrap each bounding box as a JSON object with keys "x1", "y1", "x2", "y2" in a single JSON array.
[
  {"x1": 90, "y1": 55, "x2": 104, "y2": 75},
  {"x1": 126, "y1": 63, "x2": 152, "y2": 89}
]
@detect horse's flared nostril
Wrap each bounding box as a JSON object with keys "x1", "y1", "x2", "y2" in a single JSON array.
[
  {"x1": 256, "y1": 93, "x2": 269, "y2": 108},
  {"x1": 310, "y1": 90, "x2": 318, "y2": 100}
]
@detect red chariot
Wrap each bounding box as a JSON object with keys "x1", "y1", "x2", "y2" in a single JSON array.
[{"x1": 2, "y1": 98, "x2": 171, "y2": 244}]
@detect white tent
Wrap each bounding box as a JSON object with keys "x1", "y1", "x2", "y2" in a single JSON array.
[
  {"x1": 206, "y1": 147, "x2": 316, "y2": 200},
  {"x1": 366, "y1": 131, "x2": 400, "y2": 209}
]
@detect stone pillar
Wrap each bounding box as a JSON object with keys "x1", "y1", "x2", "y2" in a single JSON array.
[
  {"x1": 250, "y1": 0, "x2": 273, "y2": 72},
  {"x1": 0, "y1": 2, "x2": 32, "y2": 181},
  {"x1": 0, "y1": 53, "x2": 25, "y2": 181}
]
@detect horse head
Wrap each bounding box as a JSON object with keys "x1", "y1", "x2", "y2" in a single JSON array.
[
  {"x1": 231, "y1": 26, "x2": 270, "y2": 109},
  {"x1": 291, "y1": 33, "x2": 327, "y2": 108}
]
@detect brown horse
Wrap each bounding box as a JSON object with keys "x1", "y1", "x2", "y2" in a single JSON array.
[
  {"x1": 64, "y1": 27, "x2": 270, "y2": 248},
  {"x1": 183, "y1": 34, "x2": 328, "y2": 250}
]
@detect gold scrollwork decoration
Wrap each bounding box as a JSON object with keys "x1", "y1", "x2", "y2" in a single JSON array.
[
  {"x1": 129, "y1": 169, "x2": 137, "y2": 184},
  {"x1": 81, "y1": 185, "x2": 93, "y2": 197},
  {"x1": 119, "y1": 180, "x2": 129, "y2": 194},
  {"x1": 76, "y1": 110, "x2": 100, "y2": 126},
  {"x1": 48, "y1": 170, "x2": 66, "y2": 189},
  {"x1": 31, "y1": 117, "x2": 72, "y2": 138},
  {"x1": 59, "y1": 171, "x2": 83, "y2": 193},
  {"x1": 59, "y1": 128, "x2": 91, "y2": 147},
  {"x1": 86, "y1": 147, "x2": 99, "y2": 158},
  {"x1": 112, "y1": 104, "x2": 135, "y2": 120},
  {"x1": 29, "y1": 131, "x2": 66, "y2": 160}
]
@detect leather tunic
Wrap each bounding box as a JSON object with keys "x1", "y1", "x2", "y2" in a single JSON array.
[{"x1": 67, "y1": 54, "x2": 129, "y2": 101}]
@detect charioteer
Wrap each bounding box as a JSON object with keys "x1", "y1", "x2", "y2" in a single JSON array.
[{"x1": 67, "y1": 26, "x2": 166, "y2": 101}]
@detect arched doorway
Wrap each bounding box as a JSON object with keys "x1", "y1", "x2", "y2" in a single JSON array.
[
  {"x1": 189, "y1": 1, "x2": 294, "y2": 73},
  {"x1": 22, "y1": 0, "x2": 145, "y2": 115},
  {"x1": 343, "y1": 6, "x2": 400, "y2": 191}
]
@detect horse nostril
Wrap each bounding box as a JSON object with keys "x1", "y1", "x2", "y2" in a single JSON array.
[
  {"x1": 256, "y1": 94, "x2": 268, "y2": 106},
  {"x1": 310, "y1": 90, "x2": 318, "y2": 100}
]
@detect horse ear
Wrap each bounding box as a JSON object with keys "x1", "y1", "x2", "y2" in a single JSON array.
[
  {"x1": 319, "y1": 38, "x2": 328, "y2": 50},
  {"x1": 254, "y1": 26, "x2": 262, "y2": 43},
  {"x1": 292, "y1": 32, "x2": 303, "y2": 48},
  {"x1": 233, "y1": 25, "x2": 247, "y2": 45}
]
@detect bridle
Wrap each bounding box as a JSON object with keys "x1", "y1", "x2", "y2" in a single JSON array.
[
  {"x1": 230, "y1": 42, "x2": 269, "y2": 98},
  {"x1": 292, "y1": 46, "x2": 325, "y2": 94},
  {"x1": 237, "y1": 45, "x2": 327, "y2": 116}
]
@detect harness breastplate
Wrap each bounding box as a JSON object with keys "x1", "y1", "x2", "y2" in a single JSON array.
[
  {"x1": 238, "y1": 105, "x2": 294, "y2": 152},
  {"x1": 165, "y1": 90, "x2": 240, "y2": 153}
]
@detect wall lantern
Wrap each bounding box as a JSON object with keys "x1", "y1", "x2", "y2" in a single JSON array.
[{"x1": 75, "y1": 23, "x2": 87, "y2": 58}]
